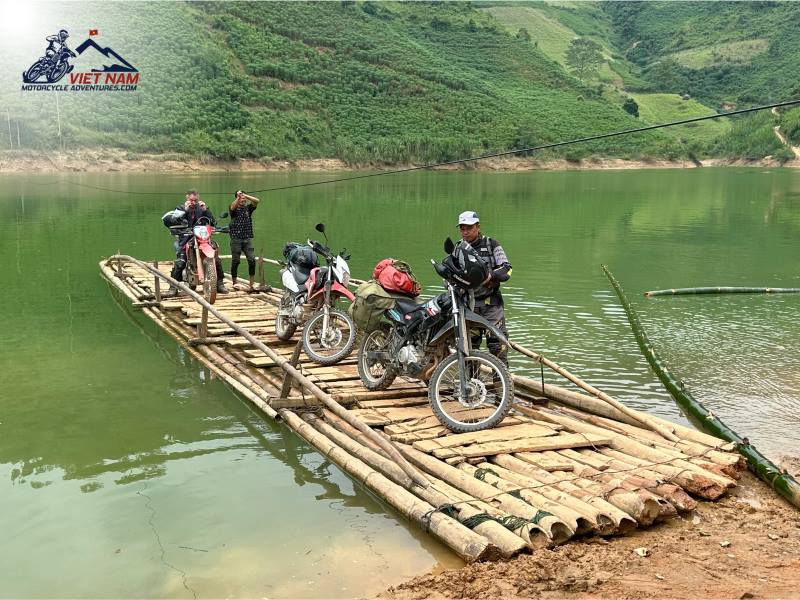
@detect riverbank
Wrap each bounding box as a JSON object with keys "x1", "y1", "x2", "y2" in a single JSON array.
[
  {"x1": 377, "y1": 467, "x2": 800, "y2": 600},
  {"x1": 1, "y1": 149, "x2": 798, "y2": 173}
]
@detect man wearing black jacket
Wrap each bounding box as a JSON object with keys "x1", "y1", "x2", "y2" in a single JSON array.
[
  {"x1": 163, "y1": 190, "x2": 228, "y2": 297},
  {"x1": 457, "y1": 210, "x2": 512, "y2": 365}
]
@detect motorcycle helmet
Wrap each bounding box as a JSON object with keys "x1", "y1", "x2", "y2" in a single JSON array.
[
  {"x1": 162, "y1": 209, "x2": 186, "y2": 228},
  {"x1": 442, "y1": 241, "x2": 489, "y2": 289},
  {"x1": 59, "y1": 29, "x2": 69, "y2": 42}
]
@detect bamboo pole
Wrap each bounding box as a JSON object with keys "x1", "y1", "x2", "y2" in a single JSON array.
[
  {"x1": 457, "y1": 462, "x2": 592, "y2": 536},
  {"x1": 474, "y1": 460, "x2": 619, "y2": 535},
  {"x1": 514, "y1": 375, "x2": 733, "y2": 450},
  {"x1": 603, "y1": 265, "x2": 800, "y2": 510},
  {"x1": 280, "y1": 341, "x2": 303, "y2": 399},
  {"x1": 645, "y1": 286, "x2": 800, "y2": 297},
  {"x1": 104, "y1": 256, "x2": 429, "y2": 488},
  {"x1": 279, "y1": 409, "x2": 495, "y2": 562},
  {"x1": 395, "y1": 443, "x2": 574, "y2": 545},
  {"x1": 528, "y1": 407, "x2": 735, "y2": 499},
  {"x1": 564, "y1": 449, "x2": 697, "y2": 513},
  {"x1": 303, "y1": 414, "x2": 527, "y2": 558},
  {"x1": 509, "y1": 341, "x2": 679, "y2": 442},
  {"x1": 491, "y1": 454, "x2": 640, "y2": 531}
]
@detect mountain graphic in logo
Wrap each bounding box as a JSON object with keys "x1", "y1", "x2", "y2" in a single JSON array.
[{"x1": 75, "y1": 39, "x2": 137, "y2": 73}]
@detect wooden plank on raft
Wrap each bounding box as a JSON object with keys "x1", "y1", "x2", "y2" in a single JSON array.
[
  {"x1": 513, "y1": 451, "x2": 575, "y2": 472},
  {"x1": 412, "y1": 422, "x2": 561, "y2": 453},
  {"x1": 430, "y1": 432, "x2": 613, "y2": 460}
]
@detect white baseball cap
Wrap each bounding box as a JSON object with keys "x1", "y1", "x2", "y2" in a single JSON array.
[{"x1": 458, "y1": 211, "x2": 480, "y2": 226}]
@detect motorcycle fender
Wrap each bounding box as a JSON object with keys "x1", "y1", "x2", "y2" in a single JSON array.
[
  {"x1": 198, "y1": 240, "x2": 216, "y2": 258},
  {"x1": 429, "y1": 309, "x2": 509, "y2": 347},
  {"x1": 330, "y1": 282, "x2": 355, "y2": 302}
]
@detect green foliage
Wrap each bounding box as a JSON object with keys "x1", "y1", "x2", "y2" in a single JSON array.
[
  {"x1": 623, "y1": 97, "x2": 639, "y2": 118},
  {"x1": 711, "y1": 112, "x2": 787, "y2": 159},
  {"x1": 780, "y1": 107, "x2": 800, "y2": 145},
  {"x1": 565, "y1": 38, "x2": 604, "y2": 83}
]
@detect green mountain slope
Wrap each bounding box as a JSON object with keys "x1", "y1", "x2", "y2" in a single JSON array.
[{"x1": 0, "y1": 1, "x2": 795, "y2": 163}]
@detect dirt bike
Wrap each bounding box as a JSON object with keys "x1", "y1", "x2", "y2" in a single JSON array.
[
  {"x1": 23, "y1": 47, "x2": 76, "y2": 83},
  {"x1": 169, "y1": 215, "x2": 229, "y2": 304},
  {"x1": 275, "y1": 223, "x2": 357, "y2": 365},
  {"x1": 357, "y1": 238, "x2": 513, "y2": 433}
]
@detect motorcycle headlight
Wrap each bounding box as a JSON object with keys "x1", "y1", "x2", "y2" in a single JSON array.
[{"x1": 193, "y1": 225, "x2": 211, "y2": 240}]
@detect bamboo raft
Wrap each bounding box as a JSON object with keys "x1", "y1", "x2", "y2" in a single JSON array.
[{"x1": 100, "y1": 255, "x2": 747, "y2": 562}]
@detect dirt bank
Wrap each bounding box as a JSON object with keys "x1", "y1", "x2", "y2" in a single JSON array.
[
  {"x1": 1, "y1": 149, "x2": 797, "y2": 173},
  {"x1": 377, "y1": 471, "x2": 800, "y2": 600}
]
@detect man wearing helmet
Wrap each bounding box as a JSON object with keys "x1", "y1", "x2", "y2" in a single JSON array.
[
  {"x1": 45, "y1": 30, "x2": 70, "y2": 59},
  {"x1": 458, "y1": 211, "x2": 512, "y2": 365}
]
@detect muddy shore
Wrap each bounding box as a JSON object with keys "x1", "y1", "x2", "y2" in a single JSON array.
[
  {"x1": 1, "y1": 149, "x2": 798, "y2": 173},
  {"x1": 377, "y1": 464, "x2": 800, "y2": 600}
]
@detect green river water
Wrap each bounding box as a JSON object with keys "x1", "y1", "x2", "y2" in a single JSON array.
[{"x1": 1, "y1": 168, "x2": 798, "y2": 598}]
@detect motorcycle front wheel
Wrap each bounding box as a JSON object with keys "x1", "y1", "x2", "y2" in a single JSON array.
[
  {"x1": 202, "y1": 256, "x2": 217, "y2": 305},
  {"x1": 48, "y1": 60, "x2": 69, "y2": 83},
  {"x1": 275, "y1": 291, "x2": 297, "y2": 341},
  {"x1": 357, "y1": 325, "x2": 397, "y2": 391},
  {"x1": 428, "y1": 351, "x2": 513, "y2": 433},
  {"x1": 302, "y1": 308, "x2": 356, "y2": 365}
]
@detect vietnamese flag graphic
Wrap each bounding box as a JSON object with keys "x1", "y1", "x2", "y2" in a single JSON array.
[{"x1": 89, "y1": 28, "x2": 99, "y2": 36}]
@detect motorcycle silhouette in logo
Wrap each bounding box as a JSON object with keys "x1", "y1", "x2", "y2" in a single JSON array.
[{"x1": 23, "y1": 29, "x2": 76, "y2": 83}]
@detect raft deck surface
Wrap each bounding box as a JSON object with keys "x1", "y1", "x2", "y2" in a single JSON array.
[{"x1": 101, "y1": 257, "x2": 746, "y2": 562}]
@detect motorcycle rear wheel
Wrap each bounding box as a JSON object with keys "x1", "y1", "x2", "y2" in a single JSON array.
[
  {"x1": 428, "y1": 351, "x2": 513, "y2": 433},
  {"x1": 357, "y1": 325, "x2": 397, "y2": 391},
  {"x1": 302, "y1": 308, "x2": 356, "y2": 365},
  {"x1": 275, "y1": 291, "x2": 297, "y2": 341},
  {"x1": 24, "y1": 60, "x2": 47, "y2": 83},
  {"x1": 202, "y1": 256, "x2": 217, "y2": 305}
]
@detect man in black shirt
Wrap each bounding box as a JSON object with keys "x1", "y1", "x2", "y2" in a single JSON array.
[
  {"x1": 458, "y1": 210, "x2": 512, "y2": 366},
  {"x1": 229, "y1": 190, "x2": 261, "y2": 290}
]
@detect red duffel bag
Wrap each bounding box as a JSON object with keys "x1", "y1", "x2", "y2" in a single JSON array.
[{"x1": 372, "y1": 259, "x2": 421, "y2": 297}]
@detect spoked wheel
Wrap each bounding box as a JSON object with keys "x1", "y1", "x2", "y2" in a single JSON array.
[
  {"x1": 357, "y1": 325, "x2": 397, "y2": 390},
  {"x1": 24, "y1": 60, "x2": 47, "y2": 83},
  {"x1": 202, "y1": 256, "x2": 217, "y2": 305},
  {"x1": 302, "y1": 308, "x2": 356, "y2": 365},
  {"x1": 428, "y1": 351, "x2": 513, "y2": 433},
  {"x1": 48, "y1": 60, "x2": 69, "y2": 83},
  {"x1": 275, "y1": 291, "x2": 297, "y2": 341}
]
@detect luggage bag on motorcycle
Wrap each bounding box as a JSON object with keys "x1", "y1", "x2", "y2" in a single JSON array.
[
  {"x1": 349, "y1": 281, "x2": 410, "y2": 332},
  {"x1": 282, "y1": 242, "x2": 319, "y2": 268},
  {"x1": 372, "y1": 259, "x2": 421, "y2": 297}
]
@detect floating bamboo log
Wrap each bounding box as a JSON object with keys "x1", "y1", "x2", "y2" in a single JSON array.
[
  {"x1": 603, "y1": 264, "x2": 800, "y2": 509},
  {"x1": 645, "y1": 286, "x2": 800, "y2": 297}
]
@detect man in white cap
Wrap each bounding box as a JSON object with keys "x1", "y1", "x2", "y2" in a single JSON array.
[{"x1": 457, "y1": 210, "x2": 512, "y2": 365}]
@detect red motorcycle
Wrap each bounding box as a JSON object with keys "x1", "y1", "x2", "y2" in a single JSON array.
[{"x1": 169, "y1": 216, "x2": 229, "y2": 304}]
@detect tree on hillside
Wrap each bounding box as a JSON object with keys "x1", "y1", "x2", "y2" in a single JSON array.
[
  {"x1": 516, "y1": 28, "x2": 531, "y2": 42},
  {"x1": 565, "y1": 38, "x2": 604, "y2": 82},
  {"x1": 647, "y1": 58, "x2": 686, "y2": 93}
]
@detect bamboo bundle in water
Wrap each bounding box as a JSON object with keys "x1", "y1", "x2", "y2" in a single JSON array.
[{"x1": 645, "y1": 286, "x2": 800, "y2": 297}]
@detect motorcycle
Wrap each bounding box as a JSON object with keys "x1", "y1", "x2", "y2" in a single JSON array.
[
  {"x1": 356, "y1": 238, "x2": 513, "y2": 433},
  {"x1": 275, "y1": 223, "x2": 357, "y2": 365},
  {"x1": 169, "y1": 213, "x2": 229, "y2": 304},
  {"x1": 23, "y1": 47, "x2": 76, "y2": 84}
]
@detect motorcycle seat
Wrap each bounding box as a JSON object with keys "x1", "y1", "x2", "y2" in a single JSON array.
[
  {"x1": 395, "y1": 297, "x2": 424, "y2": 315},
  {"x1": 308, "y1": 267, "x2": 329, "y2": 292}
]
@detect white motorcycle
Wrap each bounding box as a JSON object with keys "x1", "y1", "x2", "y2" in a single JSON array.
[{"x1": 275, "y1": 223, "x2": 357, "y2": 365}]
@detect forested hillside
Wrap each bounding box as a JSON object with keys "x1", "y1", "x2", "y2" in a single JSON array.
[{"x1": 0, "y1": 1, "x2": 797, "y2": 164}]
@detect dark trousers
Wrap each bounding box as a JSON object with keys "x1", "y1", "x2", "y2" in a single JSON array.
[
  {"x1": 470, "y1": 302, "x2": 509, "y2": 366},
  {"x1": 230, "y1": 237, "x2": 255, "y2": 280}
]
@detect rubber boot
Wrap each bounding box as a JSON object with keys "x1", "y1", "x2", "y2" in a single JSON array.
[
  {"x1": 217, "y1": 280, "x2": 229, "y2": 294},
  {"x1": 164, "y1": 265, "x2": 182, "y2": 297}
]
